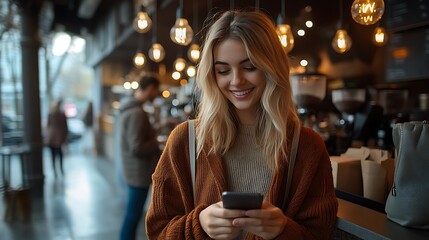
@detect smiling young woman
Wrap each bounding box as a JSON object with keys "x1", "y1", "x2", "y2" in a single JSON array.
[{"x1": 146, "y1": 9, "x2": 338, "y2": 240}]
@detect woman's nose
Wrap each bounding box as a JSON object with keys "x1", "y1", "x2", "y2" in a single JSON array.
[{"x1": 231, "y1": 70, "x2": 245, "y2": 86}]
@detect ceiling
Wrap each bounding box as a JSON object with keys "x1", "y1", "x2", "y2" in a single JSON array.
[{"x1": 47, "y1": 0, "x2": 380, "y2": 72}]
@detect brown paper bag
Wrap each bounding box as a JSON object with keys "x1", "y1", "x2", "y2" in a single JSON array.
[
  {"x1": 361, "y1": 149, "x2": 394, "y2": 203},
  {"x1": 330, "y1": 156, "x2": 363, "y2": 196}
]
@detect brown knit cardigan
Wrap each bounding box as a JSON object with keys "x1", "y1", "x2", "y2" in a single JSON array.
[{"x1": 146, "y1": 121, "x2": 338, "y2": 239}]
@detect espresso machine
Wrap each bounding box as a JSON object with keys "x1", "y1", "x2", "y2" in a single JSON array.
[
  {"x1": 290, "y1": 73, "x2": 327, "y2": 128},
  {"x1": 375, "y1": 88, "x2": 409, "y2": 153},
  {"x1": 332, "y1": 88, "x2": 383, "y2": 154}
]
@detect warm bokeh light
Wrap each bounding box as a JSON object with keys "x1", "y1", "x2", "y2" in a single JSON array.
[
  {"x1": 162, "y1": 90, "x2": 171, "y2": 98},
  {"x1": 180, "y1": 79, "x2": 188, "y2": 86},
  {"x1": 297, "y1": 29, "x2": 305, "y2": 36},
  {"x1": 149, "y1": 43, "x2": 165, "y2": 62},
  {"x1": 186, "y1": 65, "x2": 196, "y2": 77},
  {"x1": 332, "y1": 29, "x2": 352, "y2": 53},
  {"x1": 133, "y1": 11, "x2": 152, "y2": 33},
  {"x1": 131, "y1": 81, "x2": 139, "y2": 89},
  {"x1": 351, "y1": 0, "x2": 385, "y2": 25},
  {"x1": 276, "y1": 24, "x2": 294, "y2": 53},
  {"x1": 174, "y1": 58, "x2": 186, "y2": 71},
  {"x1": 123, "y1": 82, "x2": 131, "y2": 89},
  {"x1": 300, "y1": 59, "x2": 308, "y2": 66},
  {"x1": 172, "y1": 71, "x2": 181, "y2": 80},
  {"x1": 392, "y1": 48, "x2": 409, "y2": 59},
  {"x1": 305, "y1": 21, "x2": 313, "y2": 28},
  {"x1": 133, "y1": 52, "x2": 146, "y2": 68},
  {"x1": 187, "y1": 43, "x2": 200, "y2": 63},
  {"x1": 170, "y1": 18, "x2": 193, "y2": 46},
  {"x1": 373, "y1": 27, "x2": 388, "y2": 46}
]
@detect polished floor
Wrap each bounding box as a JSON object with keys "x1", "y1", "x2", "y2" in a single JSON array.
[{"x1": 0, "y1": 140, "x2": 148, "y2": 240}]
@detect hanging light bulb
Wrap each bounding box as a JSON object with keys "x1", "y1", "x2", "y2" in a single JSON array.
[
  {"x1": 373, "y1": 26, "x2": 388, "y2": 46},
  {"x1": 276, "y1": 24, "x2": 295, "y2": 53},
  {"x1": 149, "y1": 43, "x2": 165, "y2": 63},
  {"x1": 174, "y1": 58, "x2": 186, "y2": 71},
  {"x1": 187, "y1": 43, "x2": 200, "y2": 63},
  {"x1": 276, "y1": 0, "x2": 294, "y2": 54},
  {"x1": 133, "y1": 51, "x2": 146, "y2": 68},
  {"x1": 170, "y1": 0, "x2": 193, "y2": 46},
  {"x1": 351, "y1": 0, "x2": 385, "y2": 25},
  {"x1": 170, "y1": 17, "x2": 194, "y2": 46},
  {"x1": 133, "y1": 5, "x2": 152, "y2": 33},
  {"x1": 332, "y1": 29, "x2": 352, "y2": 53}
]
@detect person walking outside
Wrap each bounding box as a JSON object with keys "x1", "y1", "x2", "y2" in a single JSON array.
[
  {"x1": 119, "y1": 75, "x2": 161, "y2": 240},
  {"x1": 45, "y1": 99, "x2": 68, "y2": 177}
]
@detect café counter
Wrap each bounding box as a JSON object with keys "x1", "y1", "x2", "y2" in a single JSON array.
[{"x1": 336, "y1": 198, "x2": 429, "y2": 240}]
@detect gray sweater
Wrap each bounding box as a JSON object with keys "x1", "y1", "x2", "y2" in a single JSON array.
[
  {"x1": 119, "y1": 97, "x2": 160, "y2": 187},
  {"x1": 223, "y1": 125, "x2": 272, "y2": 197}
]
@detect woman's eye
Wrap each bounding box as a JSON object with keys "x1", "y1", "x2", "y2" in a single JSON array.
[
  {"x1": 216, "y1": 69, "x2": 230, "y2": 75},
  {"x1": 243, "y1": 66, "x2": 256, "y2": 71}
]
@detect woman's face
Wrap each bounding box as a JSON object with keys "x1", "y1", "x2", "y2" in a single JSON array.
[{"x1": 213, "y1": 39, "x2": 266, "y2": 124}]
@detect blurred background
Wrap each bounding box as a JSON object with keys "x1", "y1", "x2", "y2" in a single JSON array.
[{"x1": 0, "y1": 0, "x2": 428, "y2": 239}]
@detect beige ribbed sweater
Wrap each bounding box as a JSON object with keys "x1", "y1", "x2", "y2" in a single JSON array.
[{"x1": 223, "y1": 125, "x2": 272, "y2": 196}]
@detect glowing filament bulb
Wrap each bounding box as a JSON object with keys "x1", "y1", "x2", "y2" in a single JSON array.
[
  {"x1": 351, "y1": 0, "x2": 385, "y2": 25},
  {"x1": 149, "y1": 43, "x2": 165, "y2": 63},
  {"x1": 133, "y1": 11, "x2": 152, "y2": 33},
  {"x1": 133, "y1": 52, "x2": 146, "y2": 68},
  {"x1": 187, "y1": 43, "x2": 200, "y2": 63},
  {"x1": 276, "y1": 24, "x2": 295, "y2": 53},
  {"x1": 174, "y1": 58, "x2": 186, "y2": 71},
  {"x1": 373, "y1": 27, "x2": 388, "y2": 46},
  {"x1": 332, "y1": 29, "x2": 352, "y2": 53},
  {"x1": 170, "y1": 18, "x2": 194, "y2": 46}
]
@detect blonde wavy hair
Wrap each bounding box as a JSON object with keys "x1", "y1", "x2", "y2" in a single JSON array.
[{"x1": 195, "y1": 10, "x2": 300, "y2": 170}]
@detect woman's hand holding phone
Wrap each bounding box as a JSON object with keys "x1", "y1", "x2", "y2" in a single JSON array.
[
  {"x1": 199, "y1": 192, "x2": 286, "y2": 239},
  {"x1": 231, "y1": 201, "x2": 288, "y2": 239},
  {"x1": 199, "y1": 201, "x2": 246, "y2": 240}
]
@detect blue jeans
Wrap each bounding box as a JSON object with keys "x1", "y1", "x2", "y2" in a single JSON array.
[{"x1": 120, "y1": 185, "x2": 149, "y2": 240}]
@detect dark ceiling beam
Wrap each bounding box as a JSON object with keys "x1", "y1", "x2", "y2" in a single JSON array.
[
  {"x1": 160, "y1": 0, "x2": 175, "y2": 9},
  {"x1": 78, "y1": 0, "x2": 102, "y2": 19}
]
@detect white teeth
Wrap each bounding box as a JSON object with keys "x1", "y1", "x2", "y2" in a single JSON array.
[{"x1": 232, "y1": 89, "x2": 252, "y2": 96}]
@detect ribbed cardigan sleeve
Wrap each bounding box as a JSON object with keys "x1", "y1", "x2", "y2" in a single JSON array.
[
  {"x1": 145, "y1": 121, "x2": 210, "y2": 239},
  {"x1": 263, "y1": 128, "x2": 338, "y2": 240}
]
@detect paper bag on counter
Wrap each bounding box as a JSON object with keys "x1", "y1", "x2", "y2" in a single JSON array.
[
  {"x1": 330, "y1": 156, "x2": 363, "y2": 196},
  {"x1": 361, "y1": 149, "x2": 395, "y2": 204},
  {"x1": 341, "y1": 147, "x2": 370, "y2": 160}
]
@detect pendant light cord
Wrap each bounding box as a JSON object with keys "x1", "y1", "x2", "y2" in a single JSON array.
[
  {"x1": 339, "y1": 0, "x2": 343, "y2": 28},
  {"x1": 281, "y1": 0, "x2": 285, "y2": 19},
  {"x1": 152, "y1": 0, "x2": 157, "y2": 43},
  {"x1": 193, "y1": 0, "x2": 198, "y2": 31}
]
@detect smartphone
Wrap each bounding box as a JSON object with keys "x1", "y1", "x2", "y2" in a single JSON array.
[{"x1": 222, "y1": 191, "x2": 263, "y2": 210}]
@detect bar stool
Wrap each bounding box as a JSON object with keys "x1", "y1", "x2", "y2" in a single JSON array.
[
  {"x1": 0, "y1": 143, "x2": 32, "y2": 222},
  {"x1": 1, "y1": 143, "x2": 31, "y2": 188}
]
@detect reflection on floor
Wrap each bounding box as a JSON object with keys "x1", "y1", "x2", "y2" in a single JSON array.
[{"x1": 0, "y1": 141, "x2": 148, "y2": 240}]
